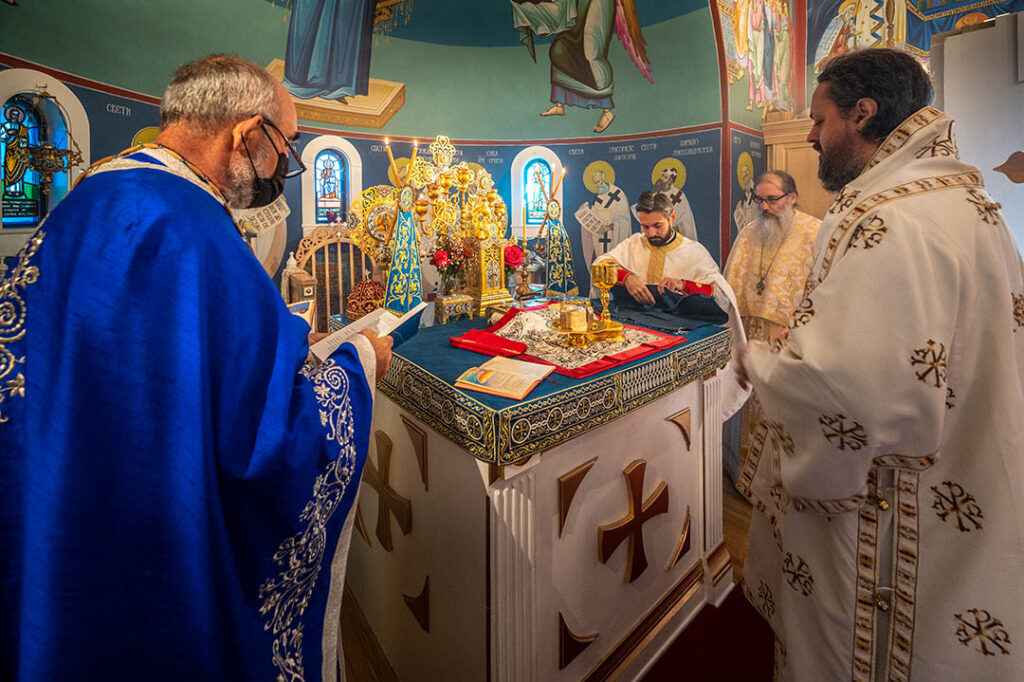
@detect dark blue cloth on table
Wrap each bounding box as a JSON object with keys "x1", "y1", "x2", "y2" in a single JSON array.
[{"x1": 608, "y1": 284, "x2": 728, "y2": 333}]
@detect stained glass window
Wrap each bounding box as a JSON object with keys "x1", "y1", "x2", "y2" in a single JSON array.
[
  {"x1": 1, "y1": 95, "x2": 47, "y2": 228},
  {"x1": 524, "y1": 158, "x2": 551, "y2": 226},
  {"x1": 315, "y1": 149, "x2": 346, "y2": 224}
]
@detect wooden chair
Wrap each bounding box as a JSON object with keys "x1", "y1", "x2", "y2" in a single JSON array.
[{"x1": 281, "y1": 224, "x2": 378, "y2": 333}]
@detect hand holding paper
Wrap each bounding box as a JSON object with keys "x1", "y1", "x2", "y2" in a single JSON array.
[{"x1": 310, "y1": 301, "x2": 429, "y2": 363}]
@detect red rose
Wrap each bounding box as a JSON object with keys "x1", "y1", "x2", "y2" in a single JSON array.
[
  {"x1": 431, "y1": 250, "x2": 450, "y2": 268},
  {"x1": 504, "y1": 244, "x2": 524, "y2": 269}
]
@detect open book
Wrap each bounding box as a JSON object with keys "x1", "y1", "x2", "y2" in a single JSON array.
[
  {"x1": 455, "y1": 356, "x2": 556, "y2": 400},
  {"x1": 310, "y1": 301, "x2": 429, "y2": 363}
]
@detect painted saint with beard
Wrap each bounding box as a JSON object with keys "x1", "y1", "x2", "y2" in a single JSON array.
[{"x1": 723, "y1": 170, "x2": 820, "y2": 464}]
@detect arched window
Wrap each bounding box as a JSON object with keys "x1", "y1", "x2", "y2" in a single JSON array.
[
  {"x1": 523, "y1": 157, "x2": 551, "y2": 228},
  {"x1": 300, "y1": 135, "x2": 363, "y2": 237},
  {"x1": 509, "y1": 145, "x2": 563, "y2": 239},
  {"x1": 314, "y1": 149, "x2": 347, "y2": 224},
  {"x1": 1, "y1": 94, "x2": 73, "y2": 228}
]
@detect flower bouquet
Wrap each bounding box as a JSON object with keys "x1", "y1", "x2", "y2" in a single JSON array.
[{"x1": 429, "y1": 237, "x2": 470, "y2": 296}]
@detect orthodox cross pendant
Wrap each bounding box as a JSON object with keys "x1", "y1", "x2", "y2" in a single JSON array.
[{"x1": 756, "y1": 280, "x2": 765, "y2": 295}]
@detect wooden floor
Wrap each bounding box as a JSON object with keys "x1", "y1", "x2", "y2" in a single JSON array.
[{"x1": 339, "y1": 479, "x2": 756, "y2": 680}]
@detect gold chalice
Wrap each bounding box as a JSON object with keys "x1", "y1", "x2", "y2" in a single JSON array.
[{"x1": 590, "y1": 261, "x2": 625, "y2": 342}]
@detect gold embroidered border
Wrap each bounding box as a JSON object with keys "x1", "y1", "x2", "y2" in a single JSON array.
[
  {"x1": 0, "y1": 230, "x2": 45, "y2": 424},
  {"x1": 871, "y1": 453, "x2": 937, "y2": 471},
  {"x1": 886, "y1": 471, "x2": 921, "y2": 681},
  {"x1": 851, "y1": 485, "x2": 880, "y2": 682},
  {"x1": 863, "y1": 108, "x2": 945, "y2": 173},
  {"x1": 908, "y1": 0, "x2": 1006, "y2": 21},
  {"x1": 378, "y1": 328, "x2": 732, "y2": 464},
  {"x1": 734, "y1": 420, "x2": 768, "y2": 499},
  {"x1": 791, "y1": 492, "x2": 868, "y2": 514},
  {"x1": 806, "y1": 171, "x2": 985, "y2": 299}
]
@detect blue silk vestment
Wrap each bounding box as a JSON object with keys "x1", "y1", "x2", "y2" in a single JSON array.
[{"x1": 0, "y1": 154, "x2": 372, "y2": 681}]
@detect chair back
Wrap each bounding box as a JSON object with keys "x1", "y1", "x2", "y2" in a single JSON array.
[{"x1": 293, "y1": 224, "x2": 377, "y2": 332}]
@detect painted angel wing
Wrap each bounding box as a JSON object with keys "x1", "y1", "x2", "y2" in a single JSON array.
[{"x1": 614, "y1": 0, "x2": 654, "y2": 84}]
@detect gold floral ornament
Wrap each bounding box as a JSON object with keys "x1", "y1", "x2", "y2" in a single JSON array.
[{"x1": 0, "y1": 231, "x2": 45, "y2": 423}]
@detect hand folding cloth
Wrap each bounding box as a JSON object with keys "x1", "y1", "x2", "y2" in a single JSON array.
[{"x1": 609, "y1": 284, "x2": 728, "y2": 333}]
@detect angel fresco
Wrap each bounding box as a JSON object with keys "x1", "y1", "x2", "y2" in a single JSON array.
[
  {"x1": 510, "y1": 0, "x2": 653, "y2": 134},
  {"x1": 728, "y1": 0, "x2": 794, "y2": 117}
]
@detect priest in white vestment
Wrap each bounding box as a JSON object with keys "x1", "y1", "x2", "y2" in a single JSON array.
[
  {"x1": 738, "y1": 49, "x2": 1024, "y2": 681},
  {"x1": 724, "y1": 170, "x2": 820, "y2": 477},
  {"x1": 598, "y1": 191, "x2": 749, "y2": 419}
]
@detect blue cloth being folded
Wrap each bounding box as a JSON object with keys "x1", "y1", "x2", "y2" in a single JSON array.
[{"x1": 608, "y1": 284, "x2": 728, "y2": 333}]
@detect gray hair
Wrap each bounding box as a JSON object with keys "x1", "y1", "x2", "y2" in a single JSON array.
[
  {"x1": 756, "y1": 170, "x2": 798, "y2": 195},
  {"x1": 160, "y1": 55, "x2": 281, "y2": 132}
]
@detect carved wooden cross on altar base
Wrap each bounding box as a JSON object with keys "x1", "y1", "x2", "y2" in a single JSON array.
[
  {"x1": 598, "y1": 459, "x2": 670, "y2": 583},
  {"x1": 363, "y1": 431, "x2": 413, "y2": 551}
]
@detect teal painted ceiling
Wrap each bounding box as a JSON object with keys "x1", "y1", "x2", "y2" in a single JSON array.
[{"x1": 260, "y1": 0, "x2": 710, "y2": 46}]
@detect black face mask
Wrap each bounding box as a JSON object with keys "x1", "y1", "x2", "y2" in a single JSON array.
[{"x1": 241, "y1": 126, "x2": 289, "y2": 208}]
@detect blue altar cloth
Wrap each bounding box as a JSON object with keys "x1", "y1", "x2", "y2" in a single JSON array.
[{"x1": 378, "y1": 318, "x2": 732, "y2": 464}]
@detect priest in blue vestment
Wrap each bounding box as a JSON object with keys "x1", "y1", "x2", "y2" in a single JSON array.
[{"x1": 0, "y1": 56, "x2": 392, "y2": 681}]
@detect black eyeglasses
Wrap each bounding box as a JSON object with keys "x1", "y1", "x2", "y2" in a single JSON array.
[
  {"x1": 261, "y1": 119, "x2": 306, "y2": 178},
  {"x1": 754, "y1": 192, "x2": 790, "y2": 205}
]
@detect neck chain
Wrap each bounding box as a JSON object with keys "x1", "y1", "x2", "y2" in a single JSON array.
[{"x1": 755, "y1": 235, "x2": 785, "y2": 295}]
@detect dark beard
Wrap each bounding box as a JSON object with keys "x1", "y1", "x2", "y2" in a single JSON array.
[
  {"x1": 818, "y1": 147, "x2": 865, "y2": 192},
  {"x1": 647, "y1": 231, "x2": 676, "y2": 247}
]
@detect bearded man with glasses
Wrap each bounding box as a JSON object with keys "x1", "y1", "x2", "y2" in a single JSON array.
[
  {"x1": 723, "y1": 170, "x2": 820, "y2": 480},
  {"x1": 0, "y1": 55, "x2": 391, "y2": 681}
]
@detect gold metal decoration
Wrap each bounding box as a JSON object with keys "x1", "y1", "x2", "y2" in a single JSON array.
[
  {"x1": 17, "y1": 90, "x2": 84, "y2": 194},
  {"x1": 401, "y1": 415, "x2": 429, "y2": 491},
  {"x1": 666, "y1": 408, "x2": 692, "y2": 449},
  {"x1": 416, "y1": 136, "x2": 513, "y2": 316},
  {"x1": 547, "y1": 299, "x2": 619, "y2": 348},
  {"x1": 707, "y1": 541, "x2": 732, "y2": 586},
  {"x1": 598, "y1": 459, "x2": 670, "y2": 583},
  {"x1": 402, "y1": 575, "x2": 430, "y2": 633},
  {"x1": 589, "y1": 262, "x2": 625, "y2": 342},
  {"x1": 364, "y1": 431, "x2": 413, "y2": 552},
  {"x1": 559, "y1": 612, "x2": 598, "y2": 670},
  {"x1": 558, "y1": 457, "x2": 598, "y2": 536},
  {"x1": 666, "y1": 505, "x2": 691, "y2": 570},
  {"x1": 354, "y1": 504, "x2": 372, "y2": 547}
]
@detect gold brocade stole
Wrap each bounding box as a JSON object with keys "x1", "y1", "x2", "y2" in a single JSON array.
[{"x1": 641, "y1": 235, "x2": 683, "y2": 283}]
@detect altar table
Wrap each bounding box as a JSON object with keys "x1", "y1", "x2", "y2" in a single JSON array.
[{"x1": 345, "y1": 318, "x2": 736, "y2": 681}]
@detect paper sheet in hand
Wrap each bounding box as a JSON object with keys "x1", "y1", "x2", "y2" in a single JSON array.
[{"x1": 310, "y1": 301, "x2": 429, "y2": 362}]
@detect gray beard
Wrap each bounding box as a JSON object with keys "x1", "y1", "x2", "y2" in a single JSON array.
[
  {"x1": 753, "y1": 210, "x2": 793, "y2": 246},
  {"x1": 224, "y1": 155, "x2": 255, "y2": 209}
]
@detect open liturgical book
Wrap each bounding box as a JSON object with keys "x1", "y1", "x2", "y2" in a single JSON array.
[
  {"x1": 455, "y1": 356, "x2": 556, "y2": 400},
  {"x1": 309, "y1": 302, "x2": 429, "y2": 363}
]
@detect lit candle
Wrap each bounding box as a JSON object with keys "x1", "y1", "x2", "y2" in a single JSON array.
[
  {"x1": 552, "y1": 166, "x2": 566, "y2": 198},
  {"x1": 522, "y1": 205, "x2": 527, "y2": 242}
]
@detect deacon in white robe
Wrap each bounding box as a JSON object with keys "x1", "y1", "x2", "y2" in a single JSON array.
[
  {"x1": 738, "y1": 49, "x2": 1024, "y2": 681},
  {"x1": 598, "y1": 191, "x2": 749, "y2": 419}
]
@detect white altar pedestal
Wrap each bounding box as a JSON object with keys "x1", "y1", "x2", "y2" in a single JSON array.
[{"x1": 345, "y1": 323, "x2": 734, "y2": 680}]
